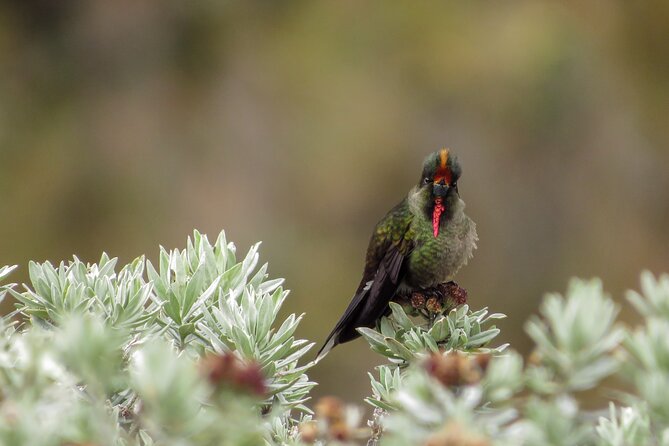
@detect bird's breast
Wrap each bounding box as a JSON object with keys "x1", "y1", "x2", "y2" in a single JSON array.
[{"x1": 405, "y1": 207, "x2": 477, "y2": 289}]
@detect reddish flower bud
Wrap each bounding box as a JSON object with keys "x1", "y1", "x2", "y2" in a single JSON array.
[
  {"x1": 426, "y1": 297, "x2": 443, "y2": 314},
  {"x1": 299, "y1": 421, "x2": 319, "y2": 443},
  {"x1": 424, "y1": 352, "x2": 485, "y2": 387},
  {"x1": 410, "y1": 291, "x2": 427, "y2": 309},
  {"x1": 200, "y1": 352, "x2": 267, "y2": 396}
]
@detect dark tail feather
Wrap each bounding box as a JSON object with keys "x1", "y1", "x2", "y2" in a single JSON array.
[
  {"x1": 315, "y1": 284, "x2": 370, "y2": 361},
  {"x1": 316, "y1": 334, "x2": 338, "y2": 362},
  {"x1": 316, "y1": 246, "x2": 406, "y2": 361}
]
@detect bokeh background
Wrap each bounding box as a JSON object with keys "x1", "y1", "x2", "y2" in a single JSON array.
[{"x1": 1, "y1": 1, "x2": 668, "y2": 404}]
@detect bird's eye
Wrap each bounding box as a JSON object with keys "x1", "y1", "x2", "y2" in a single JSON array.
[{"x1": 423, "y1": 177, "x2": 430, "y2": 184}]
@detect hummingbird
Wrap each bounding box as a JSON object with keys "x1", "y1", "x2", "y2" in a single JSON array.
[{"x1": 317, "y1": 149, "x2": 478, "y2": 359}]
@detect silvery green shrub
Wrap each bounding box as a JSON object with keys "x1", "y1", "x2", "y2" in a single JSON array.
[
  {"x1": 0, "y1": 231, "x2": 314, "y2": 445},
  {"x1": 372, "y1": 274, "x2": 669, "y2": 446},
  {"x1": 2, "y1": 233, "x2": 669, "y2": 445}
]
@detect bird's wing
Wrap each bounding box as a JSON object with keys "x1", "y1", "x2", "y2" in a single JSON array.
[{"x1": 317, "y1": 200, "x2": 413, "y2": 360}]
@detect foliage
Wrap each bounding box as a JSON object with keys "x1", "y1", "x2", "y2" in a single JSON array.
[
  {"x1": 370, "y1": 274, "x2": 669, "y2": 446},
  {"x1": 0, "y1": 231, "x2": 314, "y2": 445},
  {"x1": 2, "y1": 231, "x2": 669, "y2": 445},
  {"x1": 361, "y1": 302, "x2": 507, "y2": 412}
]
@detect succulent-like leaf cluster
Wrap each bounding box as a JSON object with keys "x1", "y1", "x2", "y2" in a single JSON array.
[
  {"x1": 524, "y1": 278, "x2": 623, "y2": 393},
  {"x1": 359, "y1": 302, "x2": 506, "y2": 364},
  {"x1": 0, "y1": 231, "x2": 314, "y2": 445},
  {"x1": 370, "y1": 274, "x2": 669, "y2": 446},
  {"x1": 360, "y1": 300, "x2": 507, "y2": 413},
  {"x1": 145, "y1": 232, "x2": 315, "y2": 411}
]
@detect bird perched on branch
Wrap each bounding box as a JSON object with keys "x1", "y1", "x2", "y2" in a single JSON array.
[{"x1": 317, "y1": 149, "x2": 477, "y2": 359}]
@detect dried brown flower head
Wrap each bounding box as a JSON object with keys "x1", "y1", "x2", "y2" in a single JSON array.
[
  {"x1": 527, "y1": 349, "x2": 543, "y2": 366},
  {"x1": 200, "y1": 352, "x2": 266, "y2": 396},
  {"x1": 424, "y1": 421, "x2": 490, "y2": 446},
  {"x1": 424, "y1": 352, "x2": 491, "y2": 387},
  {"x1": 426, "y1": 296, "x2": 444, "y2": 314},
  {"x1": 315, "y1": 396, "x2": 345, "y2": 424},
  {"x1": 436, "y1": 282, "x2": 468, "y2": 306},
  {"x1": 299, "y1": 421, "x2": 319, "y2": 443},
  {"x1": 410, "y1": 291, "x2": 427, "y2": 309},
  {"x1": 315, "y1": 396, "x2": 351, "y2": 441},
  {"x1": 473, "y1": 353, "x2": 491, "y2": 372}
]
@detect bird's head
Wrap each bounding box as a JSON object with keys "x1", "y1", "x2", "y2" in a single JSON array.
[{"x1": 418, "y1": 148, "x2": 462, "y2": 237}]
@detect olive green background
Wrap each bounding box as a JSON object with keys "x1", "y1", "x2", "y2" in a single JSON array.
[{"x1": 1, "y1": 1, "x2": 668, "y2": 404}]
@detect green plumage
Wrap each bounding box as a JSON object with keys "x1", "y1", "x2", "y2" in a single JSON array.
[
  {"x1": 357, "y1": 200, "x2": 413, "y2": 294},
  {"x1": 364, "y1": 185, "x2": 476, "y2": 291}
]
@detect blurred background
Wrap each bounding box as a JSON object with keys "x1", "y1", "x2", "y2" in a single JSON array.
[{"x1": 1, "y1": 1, "x2": 668, "y2": 404}]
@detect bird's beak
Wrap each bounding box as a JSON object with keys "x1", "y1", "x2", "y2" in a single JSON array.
[{"x1": 432, "y1": 179, "x2": 449, "y2": 197}]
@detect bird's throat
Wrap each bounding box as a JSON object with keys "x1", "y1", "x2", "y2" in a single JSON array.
[{"x1": 432, "y1": 197, "x2": 445, "y2": 237}]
